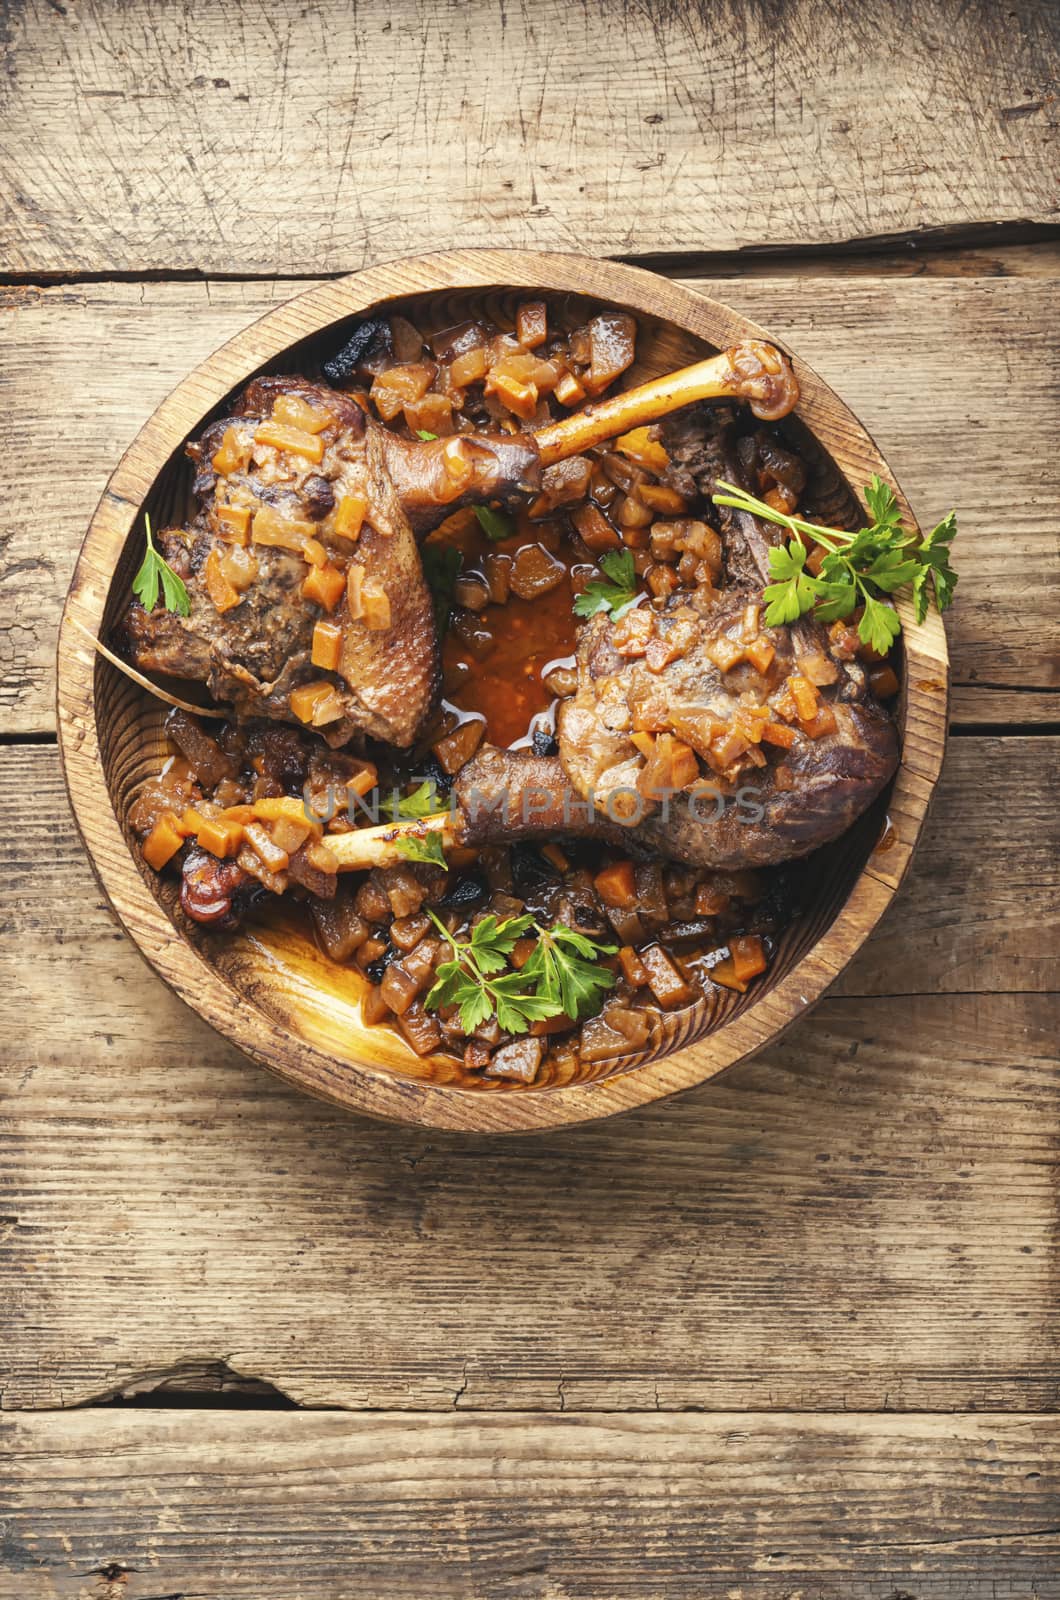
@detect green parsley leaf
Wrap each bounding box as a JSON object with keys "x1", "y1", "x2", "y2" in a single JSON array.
[
  {"x1": 392, "y1": 780, "x2": 443, "y2": 820},
  {"x1": 913, "y1": 510, "x2": 959, "y2": 620},
  {"x1": 421, "y1": 543, "x2": 463, "y2": 636},
  {"x1": 424, "y1": 912, "x2": 614, "y2": 1037},
  {"x1": 857, "y1": 593, "x2": 902, "y2": 657},
  {"x1": 712, "y1": 477, "x2": 958, "y2": 645},
  {"x1": 131, "y1": 513, "x2": 190, "y2": 617},
  {"x1": 808, "y1": 574, "x2": 859, "y2": 623},
  {"x1": 394, "y1": 829, "x2": 448, "y2": 870},
  {"x1": 763, "y1": 540, "x2": 819, "y2": 626},
  {"x1": 573, "y1": 548, "x2": 639, "y2": 621},
  {"x1": 415, "y1": 429, "x2": 438, "y2": 440},
  {"x1": 863, "y1": 474, "x2": 903, "y2": 535},
  {"x1": 474, "y1": 505, "x2": 516, "y2": 542}
]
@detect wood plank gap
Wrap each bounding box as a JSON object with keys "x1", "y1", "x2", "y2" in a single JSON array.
[{"x1": 2, "y1": 226, "x2": 1058, "y2": 292}]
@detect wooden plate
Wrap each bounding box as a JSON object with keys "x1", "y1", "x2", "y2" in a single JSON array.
[{"x1": 56, "y1": 250, "x2": 949, "y2": 1133}]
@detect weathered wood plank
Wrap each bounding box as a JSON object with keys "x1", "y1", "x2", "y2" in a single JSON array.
[
  {"x1": 2, "y1": 747, "x2": 1056, "y2": 1411},
  {"x1": 1, "y1": 274, "x2": 1056, "y2": 733},
  {"x1": 950, "y1": 687, "x2": 1060, "y2": 727},
  {"x1": 2, "y1": 1411, "x2": 1058, "y2": 1600},
  {"x1": 0, "y1": 0, "x2": 1055, "y2": 275}
]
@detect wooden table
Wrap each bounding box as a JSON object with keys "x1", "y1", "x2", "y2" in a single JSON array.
[{"x1": 2, "y1": 2, "x2": 1058, "y2": 1594}]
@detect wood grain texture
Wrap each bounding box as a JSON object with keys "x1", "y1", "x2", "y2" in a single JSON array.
[
  {"x1": 2, "y1": 1410, "x2": 1059, "y2": 1599},
  {"x1": 1, "y1": 0, "x2": 1056, "y2": 275},
  {"x1": 3, "y1": 746, "x2": 1057, "y2": 1410},
  {"x1": 2, "y1": 272, "x2": 1053, "y2": 734}
]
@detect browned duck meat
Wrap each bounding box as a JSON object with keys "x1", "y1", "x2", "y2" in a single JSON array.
[
  {"x1": 555, "y1": 406, "x2": 899, "y2": 867},
  {"x1": 121, "y1": 375, "x2": 539, "y2": 749},
  {"x1": 121, "y1": 344, "x2": 797, "y2": 753},
  {"x1": 558, "y1": 591, "x2": 898, "y2": 868}
]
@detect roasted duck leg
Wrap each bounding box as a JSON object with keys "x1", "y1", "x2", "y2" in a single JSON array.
[
  {"x1": 557, "y1": 406, "x2": 899, "y2": 867},
  {"x1": 335, "y1": 409, "x2": 899, "y2": 873},
  {"x1": 122, "y1": 345, "x2": 797, "y2": 751}
]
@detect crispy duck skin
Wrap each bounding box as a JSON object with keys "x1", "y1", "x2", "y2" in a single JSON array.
[
  {"x1": 122, "y1": 376, "x2": 441, "y2": 749},
  {"x1": 555, "y1": 406, "x2": 899, "y2": 868},
  {"x1": 558, "y1": 593, "x2": 898, "y2": 869}
]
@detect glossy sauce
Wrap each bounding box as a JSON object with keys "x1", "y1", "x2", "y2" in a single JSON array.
[{"x1": 437, "y1": 507, "x2": 580, "y2": 749}]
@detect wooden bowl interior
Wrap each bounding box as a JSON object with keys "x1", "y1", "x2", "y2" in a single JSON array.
[{"x1": 93, "y1": 283, "x2": 896, "y2": 1096}]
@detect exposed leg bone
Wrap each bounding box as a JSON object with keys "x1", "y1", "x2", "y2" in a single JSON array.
[{"x1": 533, "y1": 342, "x2": 798, "y2": 467}]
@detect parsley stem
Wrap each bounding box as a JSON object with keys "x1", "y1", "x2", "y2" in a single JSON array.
[{"x1": 712, "y1": 481, "x2": 847, "y2": 550}]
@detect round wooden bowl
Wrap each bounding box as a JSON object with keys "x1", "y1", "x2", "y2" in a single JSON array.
[{"x1": 56, "y1": 250, "x2": 949, "y2": 1133}]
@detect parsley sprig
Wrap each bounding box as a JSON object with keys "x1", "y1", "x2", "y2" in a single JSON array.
[
  {"x1": 573, "y1": 548, "x2": 639, "y2": 621},
  {"x1": 391, "y1": 780, "x2": 443, "y2": 820},
  {"x1": 474, "y1": 505, "x2": 516, "y2": 542},
  {"x1": 712, "y1": 477, "x2": 957, "y2": 657},
  {"x1": 394, "y1": 827, "x2": 449, "y2": 871},
  {"x1": 425, "y1": 912, "x2": 616, "y2": 1036},
  {"x1": 131, "y1": 513, "x2": 190, "y2": 617}
]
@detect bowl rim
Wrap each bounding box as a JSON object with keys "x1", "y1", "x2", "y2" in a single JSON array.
[{"x1": 56, "y1": 248, "x2": 949, "y2": 1133}]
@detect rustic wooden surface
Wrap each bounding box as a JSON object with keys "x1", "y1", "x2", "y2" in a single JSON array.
[{"x1": 2, "y1": 0, "x2": 1058, "y2": 1591}]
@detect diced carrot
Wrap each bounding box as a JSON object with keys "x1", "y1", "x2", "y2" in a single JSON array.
[
  {"x1": 333, "y1": 493, "x2": 367, "y2": 542},
  {"x1": 710, "y1": 956, "x2": 747, "y2": 993},
  {"x1": 800, "y1": 705, "x2": 838, "y2": 739},
  {"x1": 252, "y1": 796, "x2": 322, "y2": 834},
  {"x1": 630, "y1": 731, "x2": 656, "y2": 760},
  {"x1": 639, "y1": 944, "x2": 696, "y2": 1009},
  {"x1": 540, "y1": 842, "x2": 569, "y2": 873},
  {"x1": 346, "y1": 764, "x2": 378, "y2": 800},
  {"x1": 668, "y1": 737, "x2": 700, "y2": 790},
  {"x1": 182, "y1": 806, "x2": 243, "y2": 859},
  {"x1": 571, "y1": 503, "x2": 621, "y2": 553},
  {"x1": 360, "y1": 583, "x2": 391, "y2": 631},
  {"x1": 311, "y1": 620, "x2": 344, "y2": 673},
  {"x1": 254, "y1": 421, "x2": 325, "y2": 463},
  {"x1": 554, "y1": 371, "x2": 586, "y2": 407},
  {"x1": 594, "y1": 859, "x2": 637, "y2": 909},
  {"x1": 302, "y1": 562, "x2": 346, "y2": 612},
  {"x1": 646, "y1": 564, "x2": 680, "y2": 600},
  {"x1": 788, "y1": 675, "x2": 819, "y2": 721},
  {"x1": 730, "y1": 934, "x2": 768, "y2": 985},
  {"x1": 487, "y1": 369, "x2": 538, "y2": 418},
  {"x1": 704, "y1": 634, "x2": 746, "y2": 672},
  {"x1": 772, "y1": 685, "x2": 800, "y2": 723},
  {"x1": 369, "y1": 363, "x2": 436, "y2": 421},
  {"x1": 694, "y1": 883, "x2": 731, "y2": 917},
  {"x1": 270, "y1": 814, "x2": 313, "y2": 855},
  {"x1": 302, "y1": 536, "x2": 328, "y2": 567},
  {"x1": 510, "y1": 937, "x2": 538, "y2": 970},
  {"x1": 618, "y1": 946, "x2": 650, "y2": 988},
  {"x1": 516, "y1": 300, "x2": 548, "y2": 349},
  {"x1": 760, "y1": 721, "x2": 797, "y2": 749},
  {"x1": 216, "y1": 503, "x2": 251, "y2": 544},
  {"x1": 614, "y1": 426, "x2": 669, "y2": 472},
  {"x1": 638, "y1": 483, "x2": 688, "y2": 515},
  {"x1": 271, "y1": 393, "x2": 334, "y2": 434},
  {"x1": 448, "y1": 346, "x2": 489, "y2": 387},
  {"x1": 252, "y1": 504, "x2": 315, "y2": 550},
  {"x1": 403, "y1": 392, "x2": 454, "y2": 437},
  {"x1": 869, "y1": 664, "x2": 900, "y2": 699},
  {"x1": 211, "y1": 426, "x2": 249, "y2": 476},
  {"x1": 142, "y1": 811, "x2": 185, "y2": 871},
  {"x1": 289, "y1": 681, "x2": 342, "y2": 726},
  {"x1": 203, "y1": 547, "x2": 242, "y2": 613},
  {"x1": 744, "y1": 636, "x2": 776, "y2": 673},
  {"x1": 220, "y1": 804, "x2": 257, "y2": 825},
  {"x1": 243, "y1": 820, "x2": 290, "y2": 874}
]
